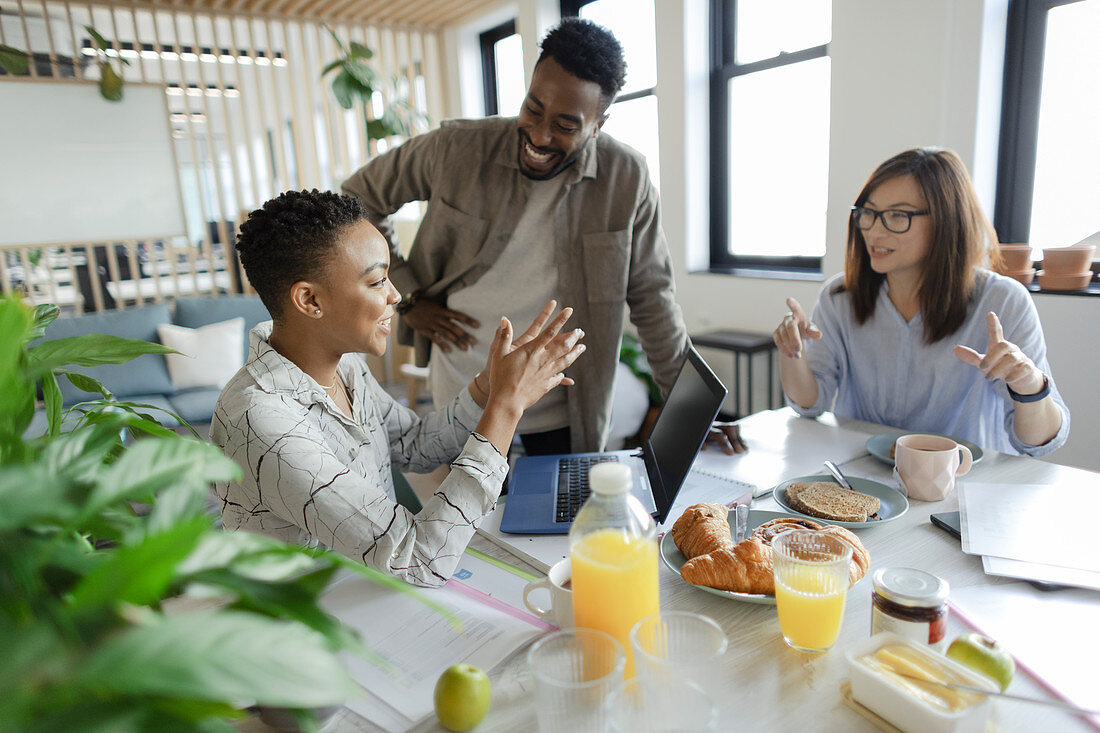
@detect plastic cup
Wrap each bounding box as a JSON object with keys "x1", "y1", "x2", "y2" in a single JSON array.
[
  {"x1": 772, "y1": 529, "x2": 853, "y2": 654},
  {"x1": 527, "y1": 628, "x2": 625, "y2": 733},
  {"x1": 630, "y1": 611, "x2": 728, "y2": 696}
]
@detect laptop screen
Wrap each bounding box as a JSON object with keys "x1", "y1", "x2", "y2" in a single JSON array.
[{"x1": 643, "y1": 347, "x2": 727, "y2": 522}]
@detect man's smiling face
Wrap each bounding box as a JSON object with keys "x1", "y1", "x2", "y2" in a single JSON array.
[{"x1": 515, "y1": 56, "x2": 606, "y2": 180}]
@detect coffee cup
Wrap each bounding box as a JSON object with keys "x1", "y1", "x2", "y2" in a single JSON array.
[
  {"x1": 523, "y1": 559, "x2": 573, "y2": 628},
  {"x1": 894, "y1": 434, "x2": 973, "y2": 501}
]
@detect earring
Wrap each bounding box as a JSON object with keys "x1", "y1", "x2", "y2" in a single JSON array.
[{"x1": 314, "y1": 308, "x2": 322, "y2": 315}]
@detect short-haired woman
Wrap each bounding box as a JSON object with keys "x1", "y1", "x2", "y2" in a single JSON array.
[
  {"x1": 212, "y1": 190, "x2": 585, "y2": 586},
  {"x1": 773, "y1": 148, "x2": 1068, "y2": 456}
]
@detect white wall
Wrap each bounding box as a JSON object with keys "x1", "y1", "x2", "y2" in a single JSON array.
[{"x1": 453, "y1": 0, "x2": 1100, "y2": 471}]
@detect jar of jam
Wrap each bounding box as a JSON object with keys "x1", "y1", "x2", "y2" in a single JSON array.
[{"x1": 871, "y1": 567, "x2": 950, "y2": 651}]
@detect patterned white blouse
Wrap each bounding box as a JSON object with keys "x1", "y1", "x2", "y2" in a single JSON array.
[{"x1": 210, "y1": 322, "x2": 508, "y2": 587}]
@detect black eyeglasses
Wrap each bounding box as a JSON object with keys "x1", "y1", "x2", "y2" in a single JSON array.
[{"x1": 850, "y1": 205, "x2": 929, "y2": 234}]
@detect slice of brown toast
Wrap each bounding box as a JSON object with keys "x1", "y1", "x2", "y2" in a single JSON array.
[{"x1": 784, "y1": 481, "x2": 881, "y2": 522}]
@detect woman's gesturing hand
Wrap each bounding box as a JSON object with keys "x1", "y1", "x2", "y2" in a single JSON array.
[
  {"x1": 485, "y1": 302, "x2": 586, "y2": 413},
  {"x1": 773, "y1": 297, "x2": 822, "y2": 359},
  {"x1": 954, "y1": 311, "x2": 1045, "y2": 395}
]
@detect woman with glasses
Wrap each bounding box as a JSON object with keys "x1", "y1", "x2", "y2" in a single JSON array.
[{"x1": 772, "y1": 148, "x2": 1069, "y2": 456}]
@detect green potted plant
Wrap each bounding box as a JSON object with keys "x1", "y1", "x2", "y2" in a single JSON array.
[
  {"x1": 0, "y1": 296, "x2": 435, "y2": 732},
  {"x1": 321, "y1": 26, "x2": 428, "y2": 144}
]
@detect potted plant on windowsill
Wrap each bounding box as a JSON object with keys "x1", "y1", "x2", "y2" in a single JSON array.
[{"x1": 0, "y1": 296, "x2": 438, "y2": 732}]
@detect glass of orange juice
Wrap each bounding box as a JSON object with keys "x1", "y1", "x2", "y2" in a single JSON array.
[{"x1": 772, "y1": 529, "x2": 853, "y2": 654}]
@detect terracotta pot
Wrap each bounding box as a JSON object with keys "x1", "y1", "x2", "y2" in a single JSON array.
[
  {"x1": 1041, "y1": 245, "x2": 1095, "y2": 275},
  {"x1": 1036, "y1": 269, "x2": 1093, "y2": 291},
  {"x1": 1007, "y1": 268, "x2": 1035, "y2": 286},
  {"x1": 997, "y1": 244, "x2": 1033, "y2": 272}
]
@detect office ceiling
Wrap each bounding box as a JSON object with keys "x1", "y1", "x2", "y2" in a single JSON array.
[{"x1": 100, "y1": 0, "x2": 510, "y2": 27}]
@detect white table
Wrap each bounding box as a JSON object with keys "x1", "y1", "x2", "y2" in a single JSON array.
[{"x1": 309, "y1": 409, "x2": 1098, "y2": 733}]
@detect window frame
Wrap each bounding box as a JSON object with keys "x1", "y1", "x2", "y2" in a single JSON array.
[
  {"x1": 479, "y1": 19, "x2": 517, "y2": 116},
  {"x1": 708, "y1": 0, "x2": 829, "y2": 276},
  {"x1": 559, "y1": 1, "x2": 659, "y2": 127},
  {"x1": 994, "y1": 0, "x2": 1087, "y2": 245}
]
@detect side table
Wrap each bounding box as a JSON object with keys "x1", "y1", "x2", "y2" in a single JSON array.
[{"x1": 690, "y1": 329, "x2": 780, "y2": 417}]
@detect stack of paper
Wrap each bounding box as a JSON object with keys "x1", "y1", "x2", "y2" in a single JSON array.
[
  {"x1": 958, "y1": 481, "x2": 1100, "y2": 591},
  {"x1": 320, "y1": 552, "x2": 548, "y2": 731}
]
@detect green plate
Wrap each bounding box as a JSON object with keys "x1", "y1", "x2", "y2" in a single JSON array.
[
  {"x1": 773, "y1": 474, "x2": 908, "y2": 529},
  {"x1": 866, "y1": 431, "x2": 984, "y2": 467}
]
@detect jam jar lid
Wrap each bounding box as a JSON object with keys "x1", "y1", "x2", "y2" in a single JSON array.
[{"x1": 872, "y1": 567, "x2": 949, "y2": 607}]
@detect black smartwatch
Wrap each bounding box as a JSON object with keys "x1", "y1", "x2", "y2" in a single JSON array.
[
  {"x1": 395, "y1": 290, "x2": 421, "y2": 315},
  {"x1": 1007, "y1": 375, "x2": 1050, "y2": 403}
]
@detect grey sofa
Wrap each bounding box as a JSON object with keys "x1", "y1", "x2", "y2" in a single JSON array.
[{"x1": 28, "y1": 294, "x2": 271, "y2": 436}]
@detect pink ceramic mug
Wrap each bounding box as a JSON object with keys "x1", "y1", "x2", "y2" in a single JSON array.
[{"x1": 894, "y1": 434, "x2": 973, "y2": 501}]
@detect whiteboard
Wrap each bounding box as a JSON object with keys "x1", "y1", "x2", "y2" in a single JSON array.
[{"x1": 0, "y1": 80, "x2": 185, "y2": 246}]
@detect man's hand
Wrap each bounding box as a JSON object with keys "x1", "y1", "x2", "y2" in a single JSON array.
[
  {"x1": 402, "y1": 298, "x2": 480, "y2": 352},
  {"x1": 702, "y1": 422, "x2": 748, "y2": 454}
]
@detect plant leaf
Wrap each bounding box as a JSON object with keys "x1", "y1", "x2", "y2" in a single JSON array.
[
  {"x1": 99, "y1": 61, "x2": 123, "y2": 101},
  {"x1": 322, "y1": 23, "x2": 347, "y2": 56},
  {"x1": 84, "y1": 25, "x2": 111, "y2": 52},
  {"x1": 0, "y1": 43, "x2": 30, "y2": 75},
  {"x1": 348, "y1": 41, "x2": 373, "y2": 60},
  {"x1": 331, "y1": 68, "x2": 358, "y2": 110},
  {"x1": 0, "y1": 464, "x2": 80, "y2": 529},
  {"x1": 69, "y1": 517, "x2": 209, "y2": 610},
  {"x1": 28, "y1": 303, "x2": 60, "y2": 342},
  {"x1": 27, "y1": 334, "x2": 175, "y2": 374},
  {"x1": 78, "y1": 610, "x2": 362, "y2": 707},
  {"x1": 343, "y1": 60, "x2": 377, "y2": 91},
  {"x1": 320, "y1": 58, "x2": 344, "y2": 77},
  {"x1": 41, "y1": 371, "x2": 62, "y2": 438},
  {"x1": 59, "y1": 370, "x2": 113, "y2": 400},
  {"x1": 88, "y1": 437, "x2": 239, "y2": 513}
]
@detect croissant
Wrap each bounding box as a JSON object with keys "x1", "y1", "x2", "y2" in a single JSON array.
[
  {"x1": 671, "y1": 503, "x2": 732, "y2": 559},
  {"x1": 751, "y1": 516, "x2": 825, "y2": 544},
  {"x1": 752, "y1": 517, "x2": 870, "y2": 587},
  {"x1": 681, "y1": 537, "x2": 774, "y2": 595}
]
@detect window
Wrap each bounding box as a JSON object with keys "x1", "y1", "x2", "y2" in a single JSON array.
[
  {"x1": 561, "y1": 0, "x2": 661, "y2": 188},
  {"x1": 710, "y1": 0, "x2": 831, "y2": 275},
  {"x1": 480, "y1": 20, "x2": 525, "y2": 116},
  {"x1": 995, "y1": 0, "x2": 1100, "y2": 261}
]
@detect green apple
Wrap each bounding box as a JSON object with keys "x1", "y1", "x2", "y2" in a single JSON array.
[
  {"x1": 433, "y1": 663, "x2": 491, "y2": 732},
  {"x1": 945, "y1": 633, "x2": 1016, "y2": 691}
]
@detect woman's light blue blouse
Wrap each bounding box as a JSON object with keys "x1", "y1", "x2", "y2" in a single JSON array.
[{"x1": 789, "y1": 270, "x2": 1070, "y2": 456}]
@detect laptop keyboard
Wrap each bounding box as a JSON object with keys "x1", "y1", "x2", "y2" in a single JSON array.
[{"x1": 554, "y1": 455, "x2": 620, "y2": 523}]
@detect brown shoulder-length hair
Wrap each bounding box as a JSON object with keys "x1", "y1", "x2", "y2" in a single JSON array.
[{"x1": 842, "y1": 148, "x2": 1004, "y2": 344}]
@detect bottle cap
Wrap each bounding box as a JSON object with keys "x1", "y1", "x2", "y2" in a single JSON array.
[
  {"x1": 872, "y1": 567, "x2": 949, "y2": 607},
  {"x1": 588, "y1": 463, "x2": 633, "y2": 495}
]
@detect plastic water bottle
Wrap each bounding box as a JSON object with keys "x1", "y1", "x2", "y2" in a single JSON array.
[{"x1": 569, "y1": 462, "x2": 659, "y2": 677}]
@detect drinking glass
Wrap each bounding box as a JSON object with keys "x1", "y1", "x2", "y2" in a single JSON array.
[
  {"x1": 771, "y1": 529, "x2": 853, "y2": 654},
  {"x1": 526, "y1": 628, "x2": 625, "y2": 733},
  {"x1": 605, "y1": 677, "x2": 718, "y2": 733},
  {"x1": 630, "y1": 611, "x2": 727, "y2": 696}
]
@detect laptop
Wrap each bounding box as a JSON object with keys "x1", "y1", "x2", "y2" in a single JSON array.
[{"x1": 499, "y1": 346, "x2": 726, "y2": 534}]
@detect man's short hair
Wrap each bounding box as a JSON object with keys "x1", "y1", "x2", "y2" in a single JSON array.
[
  {"x1": 235, "y1": 189, "x2": 365, "y2": 319},
  {"x1": 537, "y1": 17, "x2": 626, "y2": 111}
]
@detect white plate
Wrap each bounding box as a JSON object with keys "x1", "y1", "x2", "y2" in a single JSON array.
[
  {"x1": 866, "y1": 431, "x2": 984, "y2": 467},
  {"x1": 661, "y1": 509, "x2": 838, "y2": 605},
  {"x1": 773, "y1": 474, "x2": 908, "y2": 528}
]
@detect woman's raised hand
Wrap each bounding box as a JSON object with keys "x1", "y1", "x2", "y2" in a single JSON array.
[
  {"x1": 953, "y1": 312, "x2": 1045, "y2": 395},
  {"x1": 485, "y1": 302, "x2": 585, "y2": 413},
  {"x1": 773, "y1": 297, "x2": 822, "y2": 359}
]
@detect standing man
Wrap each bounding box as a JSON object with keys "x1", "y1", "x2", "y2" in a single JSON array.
[{"x1": 342, "y1": 17, "x2": 745, "y2": 455}]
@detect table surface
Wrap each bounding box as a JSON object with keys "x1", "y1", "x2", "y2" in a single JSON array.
[{"x1": 302, "y1": 410, "x2": 1098, "y2": 733}]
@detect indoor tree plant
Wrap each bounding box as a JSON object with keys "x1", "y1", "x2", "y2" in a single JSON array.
[{"x1": 0, "y1": 296, "x2": 439, "y2": 732}]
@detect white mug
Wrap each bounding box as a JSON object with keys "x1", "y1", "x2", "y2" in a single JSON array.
[
  {"x1": 523, "y1": 559, "x2": 573, "y2": 628},
  {"x1": 895, "y1": 434, "x2": 973, "y2": 501}
]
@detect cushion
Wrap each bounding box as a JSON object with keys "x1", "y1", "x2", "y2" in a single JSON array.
[
  {"x1": 157, "y1": 318, "x2": 244, "y2": 391},
  {"x1": 41, "y1": 304, "x2": 174, "y2": 404},
  {"x1": 168, "y1": 387, "x2": 224, "y2": 425},
  {"x1": 173, "y1": 295, "x2": 270, "y2": 363}
]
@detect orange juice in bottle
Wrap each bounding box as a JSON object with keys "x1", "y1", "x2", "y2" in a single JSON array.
[{"x1": 569, "y1": 463, "x2": 659, "y2": 677}]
